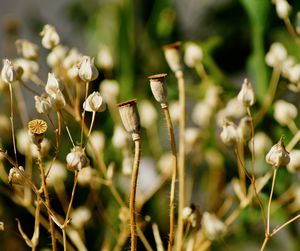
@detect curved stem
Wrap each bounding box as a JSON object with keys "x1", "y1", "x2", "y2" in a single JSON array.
[
  {"x1": 130, "y1": 139, "x2": 141, "y2": 251},
  {"x1": 162, "y1": 104, "x2": 178, "y2": 251},
  {"x1": 176, "y1": 70, "x2": 186, "y2": 251}
]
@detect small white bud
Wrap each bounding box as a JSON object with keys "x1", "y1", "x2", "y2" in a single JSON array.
[
  {"x1": 30, "y1": 138, "x2": 51, "y2": 158},
  {"x1": 201, "y1": 212, "x2": 227, "y2": 240},
  {"x1": 158, "y1": 153, "x2": 173, "y2": 176},
  {"x1": 192, "y1": 102, "x2": 213, "y2": 128},
  {"x1": 34, "y1": 95, "x2": 52, "y2": 114},
  {"x1": 287, "y1": 150, "x2": 300, "y2": 173},
  {"x1": 45, "y1": 73, "x2": 60, "y2": 96},
  {"x1": 169, "y1": 101, "x2": 180, "y2": 123},
  {"x1": 220, "y1": 121, "x2": 238, "y2": 146},
  {"x1": 83, "y1": 91, "x2": 106, "y2": 112},
  {"x1": 184, "y1": 42, "x2": 203, "y2": 68},
  {"x1": 265, "y1": 42, "x2": 287, "y2": 67},
  {"x1": 86, "y1": 131, "x2": 105, "y2": 155},
  {"x1": 13, "y1": 58, "x2": 39, "y2": 81},
  {"x1": 16, "y1": 129, "x2": 31, "y2": 155},
  {"x1": 122, "y1": 157, "x2": 133, "y2": 175},
  {"x1": 266, "y1": 138, "x2": 290, "y2": 168},
  {"x1": 71, "y1": 206, "x2": 92, "y2": 229},
  {"x1": 40, "y1": 24, "x2": 60, "y2": 49},
  {"x1": 139, "y1": 100, "x2": 158, "y2": 128},
  {"x1": 237, "y1": 79, "x2": 255, "y2": 107},
  {"x1": 112, "y1": 126, "x2": 129, "y2": 149},
  {"x1": 78, "y1": 166, "x2": 99, "y2": 187},
  {"x1": 97, "y1": 46, "x2": 114, "y2": 71},
  {"x1": 46, "y1": 160, "x2": 68, "y2": 187},
  {"x1": 8, "y1": 166, "x2": 26, "y2": 185},
  {"x1": 274, "y1": 100, "x2": 298, "y2": 126},
  {"x1": 182, "y1": 205, "x2": 199, "y2": 227},
  {"x1": 163, "y1": 42, "x2": 182, "y2": 73},
  {"x1": 185, "y1": 127, "x2": 200, "y2": 154},
  {"x1": 248, "y1": 132, "x2": 272, "y2": 157},
  {"x1": 99, "y1": 79, "x2": 119, "y2": 104},
  {"x1": 78, "y1": 56, "x2": 99, "y2": 82},
  {"x1": 51, "y1": 91, "x2": 66, "y2": 110},
  {"x1": 63, "y1": 48, "x2": 82, "y2": 69},
  {"x1": 1, "y1": 59, "x2": 16, "y2": 84},
  {"x1": 106, "y1": 162, "x2": 115, "y2": 180},
  {"x1": 46, "y1": 45, "x2": 67, "y2": 67},
  {"x1": 16, "y1": 39, "x2": 39, "y2": 60},
  {"x1": 66, "y1": 146, "x2": 89, "y2": 172},
  {"x1": 274, "y1": 0, "x2": 291, "y2": 19}
]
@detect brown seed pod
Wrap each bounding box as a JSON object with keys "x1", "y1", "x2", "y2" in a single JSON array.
[{"x1": 148, "y1": 73, "x2": 168, "y2": 106}]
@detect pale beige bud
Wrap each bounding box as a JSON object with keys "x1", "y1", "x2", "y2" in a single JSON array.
[
  {"x1": 46, "y1": 160, "x2": 67, "y2": 187},
  {"x1": 274, "y1": 100, "x2": 297, "y2": 126},
  {"x1": 185, "y1": 127, "x2": 200, "y2": 154},
  {"x1": 287, "y1": 150, "x2": 300, "y2": 173},
  {"x1": 45, "y1": 73, "x2": 60, "y2": 96},
  {"x1": 118, "y1": 206, "x2": 130, "y2": 223},
  {"x1": 71, "y1": 206, "x2": 92, "y2": 229},
  {"x1": 148, "y1": 73, "x2": 168, "y2": 105},
  {"x1": 202, "y1": 212, "x2": 227, "y2": 240},
  {"x1": 78, "y1": 56, "x2": 99, "y2": 82},
  {"x1": 237, "y1": 79, "x2": 255, "y2": 107},
  {"x1": 237, "y1": 116, "x2": 252, "y2": 141},
  {"x1": 1, "y1": 59, "x2": 16, "y2": 84},
  {"x1": 83, "y1": 91, "x2": 106, "y2": 112},
  {"x1": 34, "y1": 95, "x2": 52, "y2": 114},
  {"x1": 220, "y1": 121, "x2": 238, "y2": 146},
  {"x1": 66, "y1": 146, "x2": 89, "y2": 171},
  {"x1": 8, "y1": 166, "x2": 25, "y2": 185},
  {"x1": 13, "y1": 58, "x2": 39, "y2": 81},
  {"x1": 163, "y1": 42, "x2": 182, "y2": 72},
  {"x1": 248, "y1": 132, "x2": 272, "y2": 157},
  {"x1": 118, "y1": 99, "x2": 140, "y2": 141},
  {"x1": 106, "y1": 162, "x2": 115, "y2": 180},
  {"x1": 78, "y1": 166, "x2": 99, "y2": 186},
  {"x1": 182, "y1": 205, "x2": 200, "y2": 228},
  {"x1": 46, "y1": 45, "x2": 67, "y2": 67},
  {"x1": 51, "y1": 91, "x2": 66, "y2": 110},
  {"x1": 112, "y1": 126, "x2": 129, "y2": 149},
  {"x1": 99, "y1": 79, "x2": 119, "y2": 104},
  {"x1": 97, "y1": 46, "x2": 114, "y2": 71},
  {"x1": 40, "y1": 24, "x2": 60, "y2": 49},
  {"x1": 274, "y1": 0, "x2": 291, "y2": 19},
  {"x1": 266, "y1": 138, "x2": 290, "y2": 168},
  {"x1": 30, "y1": 138, "x2": 51, "y2": 158},
  {"x1": 16, "y1": 39, "x2": 39, "y2": 60},
  {"x1": 169, "y1": 101, "x2": 180, "y2": 123},
  {"x1": 192, "y1": 101, "x2": 213, "y2": 128},
  {"x1": 86, "y1": 131, "x2": 105, "y2": 155},
  {"x1": 16, "y1": 129, "x2": 31, "y2": 155},
  {"x1": 184, "y1": 42, "x2": 203, "y2": 68},
  {"x1": 63, "y1": 48, "x2": 82, "y2": 69},
  {"x1": 265, "y1": 42, "x2": 287, "y2": 67},
  {"x1": 139, "y1": 100, "x2": 158, "y2": 128}
]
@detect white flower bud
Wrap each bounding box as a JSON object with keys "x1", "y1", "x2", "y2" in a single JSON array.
[
  {"x1": 66, "y1": 146, "x2": 89, "y2": 172},
  {"x1": 265, "y1": 42, "x2": 287, "y2": 67},
  {"x1": 204, "y1": 85, "x2": 222, "y2": 109},
  {"x1": 8, "y1": 166, "x2": 25, "y2": 185},
  {"x1": 30, "y1": 138, "x2": 51, "y2": 158},
  {"x1": 51, "y1": 91, "x2": 66, "y2": 110},
  {"x1": 201, "y1": 212, "x2": 227, "y2": 240},
  {"x1": 163, "y1": 42, "x2": 182, "y2": 72},
  {"x1": 46, "y1": 45, "x2": 67, "y2": 67},
  {"x1": 122, "y1": 157, "x2": 133, "y2": 175},
  {"x1": 285, "y1": 64, "x2": 300, "y2": 83},
  {"x1": 192, "y1": 101, "x2": 213, "y2": 128},
  {"x1": 16, "y1": 129, "x2": 31, "y2": 155},
  {"x1": 139, "y1": 100, "x2": 158, "y2": 128},
  {"x1": 97, "y1": 46, "x2": 114, "y2": 71},
  {"x1": 63, "y1": 48, "x2": 82, "y2": 69},
  {"x1": 67, "y1": 65, "x2": 79, "y2": 79},
  {"x1": 45, "y1": 73, "x2": 60, "y2": 96},
  {"x1": 78, "y1": 56, "x2": 99, "y2": 82},
  {"x1": 118, "y1": 206, "x2": 130, "y2": 223},
  {"x1": 112, "y1": 126, "x2": 129, "y2": 149},
  {"x1": 106, "y1": 162, "x2": 115, "y2": 180},
  {"x1": 237, "y1": 79, "x2": 255, "y2": 107},
  {"x1": 34, "y1": 95, "x2": 52, "y2": 114},
  {"x1": 83, "y1": 91, "x2": 106, "y2": 112},
  {"x1": 184, "y1": 42, "x2": 203, "y2": 68},
  {"x1": 274, "y1": 0, "x2": 291, "y2": 19},
  {"x1": 220, "y1": 121, "x2": 238, "y2": 146},
  {"x1": 86, "y1": 131, "x2": 105, "y2": 155},
  {"x1": 248, "y1": 132, "x2": 272, "y2": 157},
  {"x1": 13, "y1": 58, "x2": 39, "y2": 81},
  {"x1": 40, "y1": 24, "x2": 60, "y2": 49},
  {"x1": 99, "y1": 79, "x2": 119, "y2": 104},
  {"x1": 1, "y1": 59, "x2": 16, "y2": 84},
  {"x1": 274, "y1": 100, "x2": 298, "y2": 126},
  {"x1": 266, "y1": 138, "x2": 290, "y2": 168},
  {"x1": 287, "y1": 150, "x2": 300, "y2": 173},
  {"x1": 46, "y1": 160, "x2": 67, "y2": 187},
  {"x1": 237, "y1": 116, "x2": 252, "y2": 141},
  {"x1": 71, "y1": 206, "x2": 91, "y2": 229},
  {"x1": 16, "y1": 39, "x2": 39, "y2": 60}
]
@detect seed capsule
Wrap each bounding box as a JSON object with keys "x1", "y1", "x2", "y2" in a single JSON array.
[{"x1": 148, "y1": 73, "x2": 168, "y2": 106}]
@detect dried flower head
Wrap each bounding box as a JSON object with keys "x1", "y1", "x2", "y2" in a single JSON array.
[
  {"x1": 163, "y1": 42, "x2": 182, "y2": 73},
  {"x1": 220, "y1": 120, "x2": 238, "y2": 146},
  {"x1": 8, "y1": 166, "x2": 25, "y2": 185},
  {"x1": 78, "y1": 56, "x2": 99, "y2": 82},
  {"x1": 237, "y1": 79, "x2": 255, "y2": 107},
  {"x1": 66, "y1": 146, "x2": 89, "y2": 172},
  {"x1": 266, "y1": 138, "x2": 290, "y2": 168},
  {"x1": 28, "y1": 119, "x2": 48, "y2": 145},
  {"x1": 34, "y1": 95, "x2": 52, "y2": 114},
  {"x1": 16, "y1": 39, "x2": 39, "y2": 60},
  {"x1": 148, "y1": 73, "x2": 168, "y2": 105},
  {"x1": 83, "y1": 91, "x2": 106, "y2": 112},
  {"x1": 118, "y1": 99, "x2": 140, "y2": 141},
  {"x1": 274, "y1": 100, "x2": 298, "y2": 126},
  {"x1": 40, "y1": 24, "x2": 60, "y2": 49},
  {"x1": 1, "y1": 59, "x2": 17, "y2": 84},
  {"x1": 201, "y1": 212, "x2": 227, "y2": 241}
]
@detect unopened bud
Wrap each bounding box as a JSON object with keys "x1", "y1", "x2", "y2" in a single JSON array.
[
  {"x1": 182, "y1": 205, "x2": 200, "y2": 228},
  {"x1": 97, "y1": 46, "x2": 114, "y2": 71},
  {"x1": 266, "y1": 138, "x2": 290, "y2": 168},
  {"x1": 16, "y1": 39, "x2": 39, "y2": 60},
  {"x1": 287, "y1": 150, "x2": 300, "y2": 173},
  {"x1": 139, "y1": 100, "x2": 158, "y2": 128},
  {"x1": 201, "y1": 212, "x2": 227, "y2": 240},
  {"x1": 163, "y1": 42, "x2": 182, "y2": 73},
  {"x1": 1, "y1": 59, "x2": 16, "y2": 84},
  {"x1": 40, "y1": 24, "x2": 60, "y2": 49},
  {"x1": 8, "y1": 166, "x2": 25, "y2": 185},
  {"x1": 118, "y1": 99, "x2": 140, "y2": 141},
  {"x1": 184, "y1": 42, "x2": 203, "y2": 68},
  {"x1": 220, "y1": 121, "x2": 238, "y2": 146},
  {"x1": 237, "y1": 79, "x2": 255, "y2": 107},
  {"x1": 265, "y1": 42, "x2": 287, "y2": 67},
  {"x1": 83, "y1": 91, "x2": 106, "y2": 112},
  {"x1": 237, "y1": 116, "x2": 252, "y2": 141},
  {"x1": 99, "y1": 79, "x2": 119, "y2": 104},
  {"x1": 274, "y1": 0, "x2": 291, "y2": 19},
  {"x1": 66, "y1": 146, "x2": 89, "y2": 171},
  {"x1": 274, "y1": 100, "x2": 297, "y2": 126},
  {"x1": 78, "y1": 56, "x2": 98, "y2": 82},
  {"x1": 148, "y1": 73, "x2": 168, "y2": 105}
]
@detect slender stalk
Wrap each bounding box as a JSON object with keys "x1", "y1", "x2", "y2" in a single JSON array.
[
  {"x1": 287, "y1": 130, "x2": 300, "y2": 151},
  {"x1": 80, "y1": 82, "x2": 89, "y2": 146},
  {"x1": 235, "y1": 142, "x2": 247, "y2": 194},
  {"x1": 162, "y1": 104, "x2": 177, "y2": 251},
  {"x1": 260, "y1": 235, "x2": 270, "y2": 251},
  {"x1": 130, "y1": 139, "x2": 142, "y2": 251},
  {"x1": 267, "y1": 168, "x2": 277, "y2": 234},
  {"x1": 176, "y1": 70, "x2": 186, "y2": 251},
  {"x1": 271, "y1": 213, "x2": 300, "y2": 236},
  {"x1": 37, "y1": 149, "x2": 57, "y2": 251},
  {"x1": 283, "y1": 17, "x2": 300, "y2": 46}
]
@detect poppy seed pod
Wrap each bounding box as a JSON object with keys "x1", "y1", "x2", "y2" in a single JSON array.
[
  {"x1": 163, "y1": 42, "x2": 182, "y2": 73},
  {"x1": 266, "y1": 138, "x2": 290, "y2": 168},
  {"x1": 118, "y1": 99, "x2": 140, "y2": 141},
  {"x1": 148, "y1": 73, "x2": 168, "y2": 106},
  {"x1": 28, "y1": 119, "x2": 48, "y2": 146}
]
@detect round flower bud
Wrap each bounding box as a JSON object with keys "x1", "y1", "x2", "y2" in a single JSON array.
[
  {"x1": 8, "y1": 166, "x2": 25, "y2": 185},
  {"x1": 1, "y1": 59, "x2": 16, "y2": 84},
  {"x1": 45, "y1": 73, "x2": 60, "y2": 96},
  {"x1": 192, "y1": 101, "x2": 213, "y2": 128},
  {"x1": 46, "y1": 45, "x2": 67, "y2": 67},
  {"x1": 99, "y1": 79, "x2": 119, "y2": 104},
  {"x1": 248, "y1": 132, "x2": 272, "y2": 157},
  {"x1": 148, "y1": 73, "x2": 168, "y2": 105},
  {"x1": 184, "y1": 42, "x2": 203, "y2": 68},
  {"x1": 83, "y1": 91, "x2": 106, "y2": 112},
  {"x1": 287, "y1": 150, "x2": 300, "y2": 173},
  {"x1": 274, "y1": 0, "x2": 291, "y2": 19},
  {"x1": 13, "y1": 58, "x2": 39, "y2": 81},
  {"x1": 96, "y1": 46, "x2": 114, "y2": 71},
  {"x1": 40, "y1": 24, "x2": 60, "y2": 49},
  {"x1": 163, "y1": 42, "x2": 182, "y2": 73},
  {"x1": 51, "y1": 91, "x2": 66, "y2": 110},
  {"x1": 63, "y1": 48, "x2": 82, "y2": 69},
  {"x1": 201, "y1": 212, "x2": 227, "y2": 241},
  {"x1": 169, "y1": 101, "x2": 180, "y2": 123},
  {"x1": 182, "y1": 205, "x2": 200, "y2": 228},
  {"x1": 78, "y1": 56, "x2": 99, "y2": 82},
  {"x1": 30, "y1": 138, "x2": 51, "y2": 158},
  {"x1": 16, "y1": 129, "x2": 31, "y2": 155},
  {"x1": 112, "y1": 126, "x2": 129, "y2": 149},
  {"x1": 118, "y1": 99, "x2": 140, "y2": 141},
  {"x1": 274, "y1": 100, "x2": 298, "y2": 126},
  {"x1": 28, "y1": 119, "x2": 48, "y2": 146},
  {"x1": 139, "y1": 100, "x2": 158, "y2": 128},
  {"x1": 237, "y1": 79, "x2": 255, "y2": 107},
  {"x1": 158, "y1": 153, "x2": 173, "y2": 176},
  {"x1": 71, "y1": 206, "x2": 91, "y2": 229},
  {"x1": 185, "y1": 127, "x2": 200, "y2": 154},
  {"x1": 78, "y1": 166, "x2": 99, "y2": 187},
  {"x1": 266, "y1": 138, "x2": 290, "y2": 168},
  {"x1": 16, "y1": 39, "x2": 39, "y2": 60},
  {"x1": 66, "y1": 146, "x2": 89, "y2": 172},
  {"x1": 86, "y1": 131, "x2": 105, "y2": 156},
  {"x1": 122, "y1": 157, "x2": 133, "y2": 175},
  {"x1": 265, "y1": 42, "x2": 287, "y2": 67},
  {"x1": 220, "y1": 121, "x2": 238, "y2": 146},
  {"x1": 34, "y1": 95, "x2": 52, "y2": 114},
  {"x1": 46, "y1": 160, "x2": 67, "y2": 187}
]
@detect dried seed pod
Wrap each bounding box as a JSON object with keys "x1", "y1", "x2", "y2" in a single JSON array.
[
  {"x1": 28, "y1": 119, "x2": 48, "y2": 145},
  {"x1": 220, "y1": 120, "x2": 238, "y2": 146},
  {"x1": 163, "y1": 42, "x2": 182, "y2": 73},
  {"x1": 237, "y1": 79, "x2": 255, "y2": 107},
  {"x1": 66, "y1": 146, "x2": 89, "y2": 172},
  {"x1": 118, "y1": 99, "x2": 140, "y2": 141},
  {"x1": 266, "y1": 138, "x2": 290, "y2": 168},
  {"x1": 148, "y1": 73, "x2": 168, "y2": 106},
  {"x1": 8, "y1": 166, "x2": 25, "y2": 185}
]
